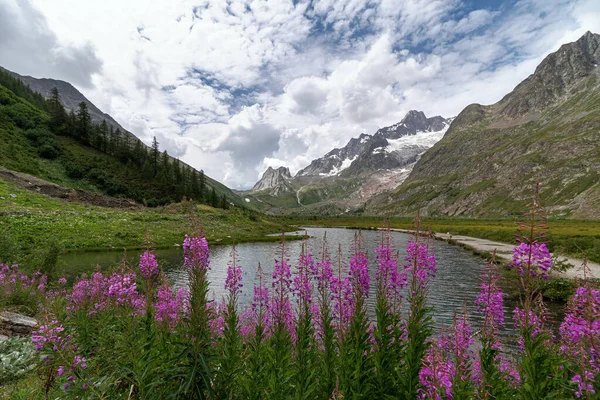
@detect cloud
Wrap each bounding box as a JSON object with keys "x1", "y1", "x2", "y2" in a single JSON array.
[
  {"x1": 0, "y1": 0, "x2": 102, "y2": 87},
  {"x1": 5, "y1": 0, "x2": 600, "y2": 189}
]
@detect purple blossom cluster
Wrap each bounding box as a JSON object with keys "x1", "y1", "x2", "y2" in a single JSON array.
[
  {"x1": 419, "y1": 344, "x2": 453, "y2": 399},
  {"x1": 225, "y1": 256, "x2": 243, "y2": 298},
  {"x1": 560, "y1": 285, "x2": 599, "y2": 398},
  {"x1": 375, "y1": 243, "x2": 407, "y2": 305},
  {"x1": 183, "y1": 235, "x2": 210, "y2": 272},
  {"x1": 510, "y1": 241, "x2": 552, "y2": 279},
  {"x1": 154, "y1": 282, "x2": 188, "y2": 330},
  {"x1": 139, "y1": 250, "x2": 160, "y2": 279},
  {"x1": 404, "y1": 241, "x2": 437, "y2": 289},
  {"x1": 32, "y1": 319, "x2": 70, "y2": 352},
  {"x1": 70, "y1": 270, "x2": 145, "y2": 315},
  {"x1": 293, "y1": 251, "x2": 314, "y2": 308},
  {"x1": 0, "y1": 263, "x2": 47, "y2": 295},
  {"x1": 271, "y1": 257, "x2": 294, "y2": 335}
]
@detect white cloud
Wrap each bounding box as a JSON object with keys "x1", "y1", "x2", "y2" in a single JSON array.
[{"x1": 1, "y1": 0, "x2": 598, "y2": 189}]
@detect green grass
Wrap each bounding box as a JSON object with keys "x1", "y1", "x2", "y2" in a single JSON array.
[
  {"x1": 288, "y1": 216, "x2": 600, "y2": 263},
  {"x1": 0, "y1": 179, "x2": 295, "y2": 264}
]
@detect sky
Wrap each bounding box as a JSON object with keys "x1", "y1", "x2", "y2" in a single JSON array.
[{"x1": 0, "y1": 0, "x2": 599, "y2": 189}]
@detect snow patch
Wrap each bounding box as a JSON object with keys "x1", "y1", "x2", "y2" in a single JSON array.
[
  {"x1": 384, "y1": 125, "x2": 449, "y2": 153},
  {"x1": 244, "y1": 198, "x2": 251, "y2": 203},
  {"x1": 360, "y1": 136, "x2": 370, "y2": 144},
  {"x1": 320, "y1": 155, "x2": 358, "y2": 176}
]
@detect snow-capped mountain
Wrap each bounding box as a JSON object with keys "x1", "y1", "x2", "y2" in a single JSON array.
[
  {"x1": 247, "y1": 110, "x2": 453, "y2": 215},
  {"x1": 298, "y1": 110, "x2": 452, "y2": 178}
]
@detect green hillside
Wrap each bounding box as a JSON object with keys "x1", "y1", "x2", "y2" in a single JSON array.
[
  {"x1": 372, "y1": 32, "x2": 600, "y2": 219},
  {"x1": 0, "y1": 69, "x2": 241, "y2": 208}
]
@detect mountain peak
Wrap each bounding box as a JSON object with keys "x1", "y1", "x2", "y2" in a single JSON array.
[
  {"x1": 500, "y1": 31, "x2": 600, "y2": 118},
  {"x1": 401, "y1": 110, "x2": 427, "y2": 125},
  {"x1": 252, "y1": 166, "x2": 292, "y2": 193}
]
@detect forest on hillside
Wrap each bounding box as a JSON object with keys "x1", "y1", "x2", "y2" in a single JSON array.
[{"x1": 0, "y1": 69, "x2": 229, "y2": 208}]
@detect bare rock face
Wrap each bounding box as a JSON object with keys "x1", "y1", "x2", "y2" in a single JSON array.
[
  {"x1": 252, "y1": 166, "x2": 293, "y2": 194},
  {"x1": 0, "y1": 312, "x2": 38, "y2": 338}
]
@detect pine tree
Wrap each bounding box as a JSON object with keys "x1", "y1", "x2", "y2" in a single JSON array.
[
  {"x1": 151, "y1": 136, "x2": 160, "y2": 177},
  {"x1": 47, "y1": 87, "x2": 66, "y2": 132},
  {"x1": 66, "y1": 110, "x2": 76, "y2": 137},
  {"x1": 220, "y1": 194, "x2": 229, "y2": 209},
  {"x1": 198, "y1": 170, "x2": 206, "y2": 203},
  {"x1": 190, "y1": 169, "x2": 199, "y2": 200},
  {"x1": 210, "y1": 187, "x2": 218, "y2": 208},
  {"x1": 76, "y1": 102, "x2": 92, "y2": 144},
  {"x1": 159, "y1": 150, "x2": 171, "y2": 185},
  {"x1": 108, "y1": 126, "x2": 117, "y2": 154},
  {"x1": 99, "y1": 120, "x2": 109, "y2": 152}
]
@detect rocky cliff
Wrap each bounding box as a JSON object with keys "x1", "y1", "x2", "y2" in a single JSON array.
[{"x1": 373, "y1": 32, "x2": 600, "y2": 219}]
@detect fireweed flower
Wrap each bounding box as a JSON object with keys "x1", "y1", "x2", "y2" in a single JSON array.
[
  {"x1": 271, "y1": 257, "x2": 294, "y2": 336},
  {"x1": 475, "y1": 283, "x2": 504, "y2": 334},
  {"x1": 419, "y1": 344, "x2": 453, "y2": 399},
  {"x1": 293, "y1": 250, "x2": 314, "y2": 309},
  {"x1": 154, "y1": 282, "x2": 188, "y2": 330},
  {"x1": 139, "y1": 250, "x2": 159, "y2": 279},
  {"x1": 560, "y1": 285, "x2": 599, "y2": 398},
  {"x1": 225, "y1": 255, "x2": 243, "y2": 298},
  {"x1": 32, "y1": 320, "x2": 69, "y2": 352},
  {"x1": 183, "y1": 235, "x2": 210, "y2": 272},
  {"x1": 404, "y1": 241, "x2": 437, "y2": 289},
  {"x1": 510, "y1": 241, "x2": 552, "y2": 279},
  {"x1": 375, "y1": 243, "x2": 407, "y2": 305},
  {"x1": 348, "y1": 248, "x2": 369, "y2": 298}
]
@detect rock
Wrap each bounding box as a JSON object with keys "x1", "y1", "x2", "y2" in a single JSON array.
[
  {"x1": 384, "y1": 31, "x2": 600, "y2": 219},
  {"x1": 9, "y1": 193, "x2": 16, "y2": 198},
  {"x1": 0, "y1": 311, "x2": 39, "y2": 338},
  {"x1": 252, "y1": 167, "x2": 293, "y2": 194},
  {"x1": 0, "y1": 334, "x2": 8, "y2": 341}
]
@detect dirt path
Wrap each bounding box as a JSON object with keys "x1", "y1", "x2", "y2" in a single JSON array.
[
  {"x1": 387, "y1": 228, "x2": 599, "y2": 280},
  {"x1": 0, "y1": 168, "x2": 139, "y2": 209}
]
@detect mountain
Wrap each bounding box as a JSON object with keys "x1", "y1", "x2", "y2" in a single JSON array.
[
  {"x1": 298, "y1": 111, "x2": 451, "y2": 178},
  {"x1": 247, "y1": 111, "x2": 451, "y2": 214},
  {"x1": 0, "y1": 66, "x2": 245, "y2": 208},
  {"x1": 252, "y1": 166, "x2": 293, "y2": 194},
  {"x1": 372, "y1": 31, "x2": 600, "y2": 219},
  {"x1": 1, "y1": 67, "x2": 136, "y2": 143}
]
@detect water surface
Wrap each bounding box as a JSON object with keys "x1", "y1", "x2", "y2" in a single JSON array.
[{"x1": 61, "y1": 227, "x2": 534, "y2": 339}]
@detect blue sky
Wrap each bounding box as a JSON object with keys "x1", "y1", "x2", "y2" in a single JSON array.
[{"x1": 0, "y1": 0, "x2": 599, "y2": 188}]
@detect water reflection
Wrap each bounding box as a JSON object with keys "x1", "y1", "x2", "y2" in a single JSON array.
[{"x1": 61, "y1": 227, "x2": 548, "y2": 341}]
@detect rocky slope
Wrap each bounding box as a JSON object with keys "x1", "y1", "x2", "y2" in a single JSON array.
[
  {"x1": 373, "y1": 31, "x2": 600, "y2": 219},
  {"x1": 252, "y1": 166, "x2": 293, "y2": 194},
  {"x1": 247, "y1": 111, "x2": 451, "y2": 214},
  {"x1": 3, "y1": 68, "x2": 138, "y2": 143},
  {"x1": 298, "y1": 111, "x2": 450, "y2": 178}
]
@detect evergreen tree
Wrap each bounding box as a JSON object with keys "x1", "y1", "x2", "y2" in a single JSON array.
[
  {"x1": 99, "y1": 120, "x2": 109, "y2": 152},
  {"x1": 173, "y1": 159, "x2": 182, "y2": 185},
  {"x1": 132, "y1": 139, "x2": 144, "y2": 167},
  {"x1": 159, "y1": 150, "x2": 171, "y2": 185},
  {"x1": 220, "y1": 194, "x2": 228, "y2": 209},
  {"x1": 76, "y1": 101, "x2": 92, "y2": 144},
  {"x1": 151, "y1": 136, "x2": 160, "y2": 177},
  {"x1": 66, "y1": 110, "x2": 77, "y2": 137},
  {"x1": 47, "y1": 87, "x2": 66, "y2": 132},
  {"x1": 210, "y1": 187, "x2": 218, "y2": 208},
  {"x1": 198, "y1": 170, "x2": 206, "y2": 202},
  {"x1": 108, "y1": 126, "x2": 117, "y2": 153},
  {"x1": 190, "y1": 169, "x2": 199, "y2": 200}
]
